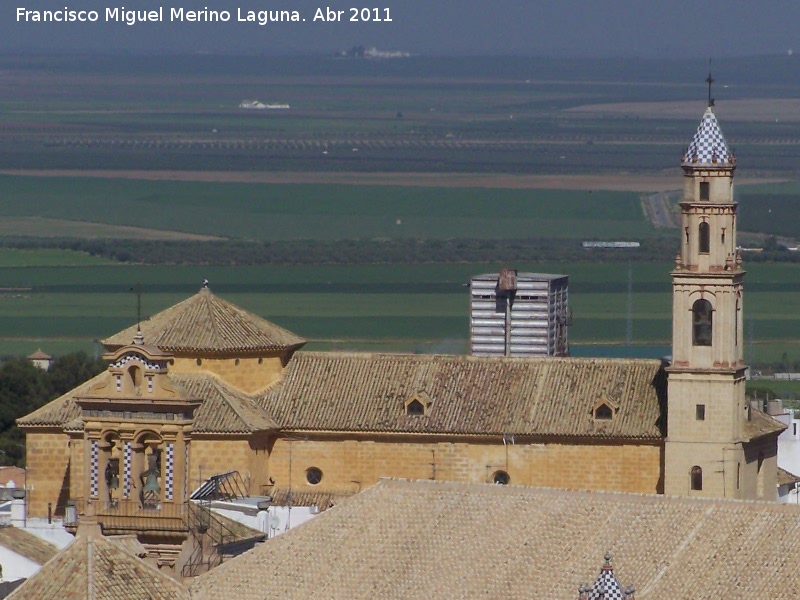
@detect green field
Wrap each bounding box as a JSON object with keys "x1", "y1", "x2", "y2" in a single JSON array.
[
  {"x1": 0, "y1": 258, "x2": 795, "y2": 368},
  {"x1": 0, "y1": 175, "x2": 655, "y2": 241}
]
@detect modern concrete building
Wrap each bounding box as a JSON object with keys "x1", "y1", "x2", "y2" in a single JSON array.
[{"x1": 469, "y1": 269, "x2": 569, "y2": 357}]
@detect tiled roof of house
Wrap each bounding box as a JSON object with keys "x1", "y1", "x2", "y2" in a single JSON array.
[
  {"x1": 259, "y1": 353, "x2": 667, "y2": 438},
  {"x1": 6, "y1": 534, "x2": 188, "y2": 600},
  {"x1": 744, "y1": 408, "x2": 786, "y2": 441},
  {"x1": 266, "y1": 487, "x2": 348, "y2": 509},
  {"x1": 102, "y1": 286, "x2": 305, "y2": 354},
  {"x1": 777, "y1": 467, "x2": 800, "y2": 487},
  {"x1": 0, "y1": 527, "x2": 58, "y2": 566},
  {"x1": 190, "y1": 479, "x2": 800, "y2": 600}
]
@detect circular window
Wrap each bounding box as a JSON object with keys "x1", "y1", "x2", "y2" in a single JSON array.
[
  {"x1": 306, "y1": 467, "x2": 323, "y2": 485},
  {"x1": 492, "y1": 470, "x2": 510, "y2": 485}
]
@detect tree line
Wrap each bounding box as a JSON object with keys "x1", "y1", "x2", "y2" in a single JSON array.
[{"x1": 0, "y1": 352, "x2": 106, "y2": 467}]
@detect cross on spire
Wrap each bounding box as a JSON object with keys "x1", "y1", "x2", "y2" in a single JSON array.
[
  {"x1": 131, "y1": 283, "x2": 143, "y2": 332},
  {"x1": 706, "y1": 60, "x2": 715, "y2": 107}
]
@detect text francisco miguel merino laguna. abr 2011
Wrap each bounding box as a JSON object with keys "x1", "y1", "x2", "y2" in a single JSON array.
[{"x1": 16, "y1": 6, "x2": 394, "y2": 25}]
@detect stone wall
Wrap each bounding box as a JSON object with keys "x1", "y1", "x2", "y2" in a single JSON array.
[
  {"x1": 25, "y1": 430, "x2": 71, "y2": 517},
  {"x1": 264, "y1": 435, "x2": 663, "y2": 496},
  {"x1": 171, "y1": 356, "x2": 285, "y2": 393}
]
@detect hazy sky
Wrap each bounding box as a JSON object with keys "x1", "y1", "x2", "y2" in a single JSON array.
[{"x1": 5, "y1": 1, "x2": 800, "y2": 57}]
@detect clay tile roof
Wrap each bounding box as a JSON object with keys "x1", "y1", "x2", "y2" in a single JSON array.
[
  {"x1": 18, "y1": 371, "x2": 276, "y2": 435},
  {"x1": 26, "y1": 349, "x2": 51, "y2": 360},
  {"x1": 171, "y1": 374, "x2": 277, "y2": 434},
  {"x1": 777, "y1": 467, "x2": 800, "y2": 487},
  {"x1": 16, "y1": 373, "x2": 103, "y2": 428},
  {"x1": 259, "y1": 353, "x2": 666, "y2": 439},
  {"x1": 744, "y1": 407, "x2": 786, "y2": 441},
  {"x1": 266, "y1": 487, "x2": 348, "y2": 509},
  {"x1": 6, "y1": 534, "x2": 188, "y2": 600},
  {"x1": 0, "y1": 526, "x2": 58, "y2": 565},
  {"x1": 102, "y1": 287, "x2": 305, "y2": 354},
  {"x1": 190, "y1": 479, "x2": 800, "y2": 600}
]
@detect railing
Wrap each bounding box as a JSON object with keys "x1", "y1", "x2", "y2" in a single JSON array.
[{"x1": 65, "y1": 498, "x2": 188, "y2": 533}]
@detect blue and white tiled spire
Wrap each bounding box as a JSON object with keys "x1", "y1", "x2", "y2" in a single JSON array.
[
  {"x1": 684, "y1": 107, "x2": 731, "y2": 164},
  {"x1": 578, "y1": 552, "x2": 635, "y2": 600}
]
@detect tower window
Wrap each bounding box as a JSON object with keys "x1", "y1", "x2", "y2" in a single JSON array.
[
  {"x1": 698, "y1": 222, "x2": 710, "y2": 254},
  {"x1": 695, "y1": 404, "x2": 705, "y2": 420},
  {"x1": 692, "y1": 299, "x2": 713, "y2": 346},
  {"x1": 690, "y1": 465, "x2": 703, "y2": 491},
  {"x1": 700, "y1": 181, "x2": 710, "y2": 201}
]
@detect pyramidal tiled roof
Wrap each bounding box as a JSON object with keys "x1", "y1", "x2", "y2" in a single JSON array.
[
  {"x1": 6, "y1": 534, "x2": 188, "y2": 600},
  {"x1": 580, "y1": 552, "x2": 634, "y2": 600},
  {"x1": 684, "y1": 106, "x2": 731, "y2": 164},
  {"x1": 102, "y1": 286, "x2": 306, "y2": 354}
]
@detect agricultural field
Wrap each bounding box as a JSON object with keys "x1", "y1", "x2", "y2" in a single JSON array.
[
  {"x1": 0, "y1": 175, "x2": 658, "y2": 241},
  {"x1": 0, "y1": 258, "x2": 797, "y2": 369},
  {"x1": 1, "y1": 54, "x2": 800, "y2": 175}
]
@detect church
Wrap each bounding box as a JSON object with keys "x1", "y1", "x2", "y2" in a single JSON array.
[{"x1": 17, "y1": 101, "x2": 783, "y2": 573}]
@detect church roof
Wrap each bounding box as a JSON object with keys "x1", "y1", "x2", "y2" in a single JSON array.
[
  {"x1": 260, "y1": 352, "x2": 667, "y2": 439},
  {"x1": 172, "y1": 373, "x2": 278, "y2": 434},
  {"x1": 102, "y1": 286, "x2": 306, "y2": 355},
  {"x1": 190, "y1": 479, "x2": 800, "y2": 600},
  {"x1": 17, "y1": 371, "x2": 278, "y2": 435},
  {"x1": 684, "y1": 106, "x2": 731, "y2": 164},
  {"x1": 6, "y1": 534, "x2": 188, "y2": 600}
]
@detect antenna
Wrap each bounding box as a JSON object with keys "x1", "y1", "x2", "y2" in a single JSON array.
[{"x1": 706, "y1": 60, "x2": 715, "y2": 107}]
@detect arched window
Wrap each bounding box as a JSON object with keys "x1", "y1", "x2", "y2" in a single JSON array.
[
  {"x1": 692, "y1": 299, "x2": 713, "y2": 346},
  {"x1": 128, "y1": 365, "x2": 142, "y2": 389},
  {"x1": 690, "y1": 465, "x2": 703, "y2": 491},
  {"x1": 492, "y1": 470, "x2": 510, "y2": 485},
  {"x1": 698, "y1": 222, "x2": 710, "y2": 254}
]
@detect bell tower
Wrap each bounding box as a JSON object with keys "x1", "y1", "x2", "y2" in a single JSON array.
[{"x1": 664, "y1": 88, "x2": 752, "y2": 498}]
